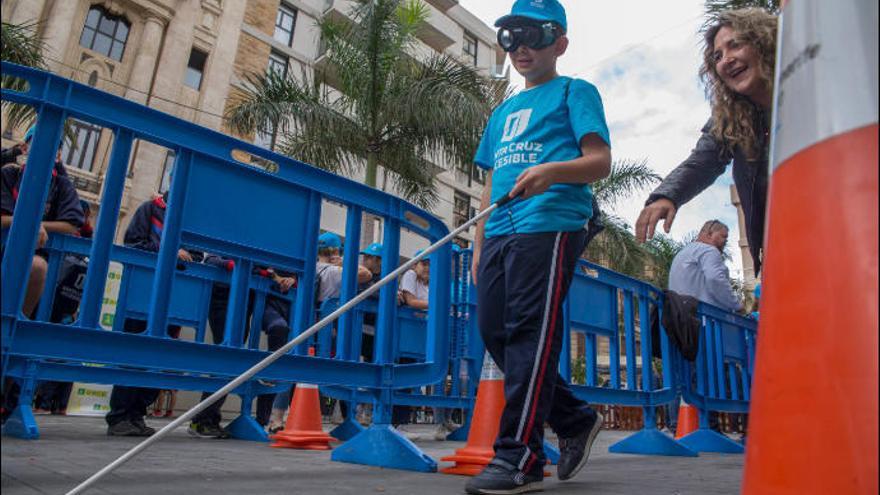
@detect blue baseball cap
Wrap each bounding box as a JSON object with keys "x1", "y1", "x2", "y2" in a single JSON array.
[
  {"x1": 24, "y1": 125, "x2": 36, "y2": 143},
  {"x1": 495, "y1": 0, "x2": 568, "y2": 32},
  {"x1": 361, "y1": 242, "x2": 383, "y2": 257},
  {"x1": 318, "y1": 232, "x2": 342, "y2": 249}
]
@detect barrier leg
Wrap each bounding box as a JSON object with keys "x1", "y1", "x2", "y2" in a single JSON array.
[
  {"x1": 226, "y1": 394, "x2": 268, "y2": 442},
  {"x1": 446, "y1": 406, "x2": 471, "y2": 441},
  {"x1": 608, "y1": 406, "x2": 696, "y2": 457},
  {"x1": 332, "y1": 392, "x2": 437, "y2": 472},
  {"x1": 678, "y1": 407, "x2": 744, "y2": 454},
  {"x1": 330, "y1": 400, "x2": 365, "y2": 441},
  {"x1": 544, "y1": 440, "x2": 560, "y2": 465},
  {"x1": 2, "y1": 363, "x2": 40, "y2": 439}
]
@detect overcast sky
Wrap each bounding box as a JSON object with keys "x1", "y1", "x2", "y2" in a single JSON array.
[{"x1": 458, "y1": 0, "x2": 746, "y2": 278}]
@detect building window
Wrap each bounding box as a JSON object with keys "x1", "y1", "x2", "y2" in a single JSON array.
[
  {"x1": 463, "y1": 32, "x2": 478, "y2": 66},
  {"x1": 184, "y1": 48, "x2": 208, "y2": 90},
  {"x1": 453, "y1": 191, "x2": 470, "y2": 229},
  {"x1": 159, "y1": 151, "x2": 175, "y2": 194},
  {"x1": 79, "y1": 6, "x2": 130, "y2": 61},
  {"x1": 61, "y1": 119, "x2": 102, "y2": 172},
  {"x1": 471, "y1": 164, "x2": 486, "y2": 185},
  {"x1": 268, "y1": 50, "x2": 289, "y2": 78},
  {"x1": 274, "y1": 4, "x2": 297, "y2": 47}
]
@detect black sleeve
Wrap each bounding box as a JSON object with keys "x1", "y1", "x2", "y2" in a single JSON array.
[
  {"x1": 124, "y1": 202, "x2": 159, "y2": 251},
  {"x1": 646, "y1": 119, "x2": 732, "y2": 208},
  {"x1": 1, "y1": 166, "x2": 18, "y2": 215},
  {"x1": 49, "y1": 176, "x2": 84, "y2": 228},
  {"x1": 1, "y1": 147, "x2": 23, "y2": 166}
]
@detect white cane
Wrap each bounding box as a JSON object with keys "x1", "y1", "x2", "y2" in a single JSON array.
[{"x1": 65, "y1": 193, "x2": 518, "y2": 495}]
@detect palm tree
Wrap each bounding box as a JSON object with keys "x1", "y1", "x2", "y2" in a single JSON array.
[
  {"x1": 227, "y1": 0, "x2": 504, "y2": 210},
  {"x1": 705, "y1": 0, "x2": 781, "y2": 15},
  {"x1": 584, "y1": 159, "x2": 662, "y2": 278},
  {"x1": 1, "y1": 20, "x2": 47, "y2": 131}
]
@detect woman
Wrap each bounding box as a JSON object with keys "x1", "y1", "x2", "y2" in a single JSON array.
[{"x1": 636, "y1": 8, "x2": 777, "y2": 274}]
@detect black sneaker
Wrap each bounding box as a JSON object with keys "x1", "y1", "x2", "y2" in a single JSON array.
[
  {"x1": 465, "y1": 458, "x2": 543, "y2": 495},
  {"x1": 108, "y1": 420, "x2": 151, "y2": 437},
  {"x1": 130, "y1": 418, "x2": 157, "y2": 436},
  {"x1": 557, "y1": 411, "x2": 604, "y2": 481},
  {"x1": 188, "y1": 422, "x2": 230, "y2": 439}
]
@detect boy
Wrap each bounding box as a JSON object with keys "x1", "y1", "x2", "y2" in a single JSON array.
[{"x1": 467, "y1": 1, "x2": 612, "y2": 493}]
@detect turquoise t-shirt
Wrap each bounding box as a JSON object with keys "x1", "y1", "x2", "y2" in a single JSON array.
[{"x1": 474, "y1": 76, "x2": 610, "y2": 238}]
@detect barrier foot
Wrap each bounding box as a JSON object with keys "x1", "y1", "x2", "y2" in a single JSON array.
[
  {"x1": 608, "y1": 428, "x2": 697, "y2": 457},
  {"x1": 330, "y1": 414, "x2": 365, "y2": 441},
  {"x1": 226, "y1": 414, "x2": 269, "y2": 442},
  {"x1": 678, "y1": 428, "x2": 744, "y2": 454},
  {"x1": 446, "y1": 422, "x2": 470, "y2": 441},
  {"x1": 1, "y1": 405, "x2": 40, "y2": 439},
  {"x1": 331, "y1": 424, "x2": 437, "y2": 472},
  {"x1": 544, "y1": 440, "x2": 560, "y2": 465}
]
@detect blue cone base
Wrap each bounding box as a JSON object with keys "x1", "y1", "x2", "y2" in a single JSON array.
[
  {"x1": 678, "y1": 428, "x2": 745, "y2": 454},
  {"x1": 226, "y1": 415, "x2": 268, "y2": 442},
  {"x1": 608, "y1": 428, "x2": 697, "y2": 457},
  {"x1": 1, "y1": 405, "x2": 39, "y2": 439},
  {"x1": 331, "y1": 424, "x2": 437, "y2": 472},
  {"x1": 330, "y1": 416, "x2": 366, "y2": 441}
]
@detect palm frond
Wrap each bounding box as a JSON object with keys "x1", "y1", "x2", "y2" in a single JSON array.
[
  {"x1": 592, "y1": 158, "x2": 661, "y2": 210},
  {"x1": 2, "y1": 21, "x2": 47, "y2": 131},
  {"x1": 585, "y1": 214, "x2": 648, "y2": 278}
]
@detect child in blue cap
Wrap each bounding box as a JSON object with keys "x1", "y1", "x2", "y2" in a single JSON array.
[{"x1": 468, "y1": 0, "x2": 611, "y2": 492}]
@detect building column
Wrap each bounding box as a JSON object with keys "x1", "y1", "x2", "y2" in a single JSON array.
[
  {"x1": 195, "y1": 2, "x2": 247, "y2": 130},
  {"x1": 125, "y1": 14, "x2": 166, "y2": 105},
  {"x1": 127, "y1": 0, "x2": 199, "y2": 210},
  {"x1": 42, "y1": 0, "x2": 81, "y2": 72},
  {"x1": 9, "y1": 0, "x2": 46, "y2": 28}
]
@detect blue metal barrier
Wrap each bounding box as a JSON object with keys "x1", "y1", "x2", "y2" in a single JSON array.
[
  {"x1": 677, "y1": 303, "x2": 756, "y2": 454},
  {"x1": 0, "y1": 63, "x2": 452, "y2": 471},
  {"x1": 319, "y1": 248, "x2": 482, "y2": 443}
]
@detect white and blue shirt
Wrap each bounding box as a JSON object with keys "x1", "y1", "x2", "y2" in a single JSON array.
[{"x1": 475, "y1": 76, "x2": 610, "y2": 238}]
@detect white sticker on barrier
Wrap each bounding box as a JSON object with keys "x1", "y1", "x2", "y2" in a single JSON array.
[
  {"x1": 480, "y1": 352, "x2": 504, "y2": 381},
  {"x1": 65, "y1": 382, "x2": 113, "y2": 417},
  {"x1": 772, "y1": 0, "x2": 879, "y2": 168},
  {"x1": 98, "y1": 261, "x2": 124, "y2": 331}
]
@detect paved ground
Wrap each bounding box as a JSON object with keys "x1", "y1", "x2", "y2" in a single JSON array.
[{"x1": 2, "y1": 416, "x2": 743, "y2": 495}]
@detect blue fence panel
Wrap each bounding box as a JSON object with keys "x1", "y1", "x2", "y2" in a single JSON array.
[{"x1": 0, "y1": 63, "x2": 452, "y2": 471}]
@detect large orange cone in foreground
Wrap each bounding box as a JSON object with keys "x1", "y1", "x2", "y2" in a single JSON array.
[
  {"x1": 742, "y1": 1, "x2": 878, "y2": 494},
  {"x1": 674, "y1": 403, "x2": 699, "y2": 440},
  {"x1": 270, "y1": 350, "x2": 336, "y2": 450},
  {"x1": 441, "y1": 352, "x2": 505, "y2": 476}
]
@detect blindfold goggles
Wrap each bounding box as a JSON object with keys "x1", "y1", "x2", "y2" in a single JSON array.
[{"x1": 497, "y1": 22, "x2": 562, "y2": 52}]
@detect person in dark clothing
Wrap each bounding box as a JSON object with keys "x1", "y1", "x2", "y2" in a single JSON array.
[
  {"x1": 1, "y1": 133, "x2": 84, "y2": 316},
  {"x1": 1, "y1": 141, "x2": 28, "y2": 166},
  {"x1": 105, "y1": 192, "x2": 200, "y2": 437},
  {"x1": 189, "y1": 257, "x2": 294, "y2": 438},
  {"x1": 34, "y1": 199, "x2": 95, "y2": 415},
  {"x1": 636, "y1": 9, "x2": 777, "y2": 275},
  {"x1": 1, "y1": 129, "x2": 84, "y2": 424}
]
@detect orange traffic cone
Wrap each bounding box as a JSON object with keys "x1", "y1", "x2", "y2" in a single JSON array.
[
  {"x1": 742, "y1": 1, "x2": 878, "y2": 494},
  {"x1": 674, "y1": 403, "x2": 699, "y2": 440},
  {"x1": 270, "y1": 349, "x2": 336, "y2": 450},
  {"x1": 441, "y1": 352, "x2": 505, "y2": 476}
]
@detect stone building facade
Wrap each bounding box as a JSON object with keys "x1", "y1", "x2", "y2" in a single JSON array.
[{"x1": 1, "y1": 0, "x2": 506, "y2": 250}]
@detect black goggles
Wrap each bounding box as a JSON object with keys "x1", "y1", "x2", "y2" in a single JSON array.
[{"x1": 497, "y1": 22, "x2": 561, "y2": 52}]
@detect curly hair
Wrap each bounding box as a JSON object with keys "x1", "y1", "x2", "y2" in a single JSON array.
[{"x1": 699, "y1": 8, "x2": 777, "y2": 159}]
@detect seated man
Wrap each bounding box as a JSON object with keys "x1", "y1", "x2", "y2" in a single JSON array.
[
  {"x1": 0, "y1": 126, "x2": 84, "y2": 317},
  {"x1": 668, "y1": 220, "x2": 742, "y2": 313},
  {"x1": 0, "y1": 126, "x2": 83, "y2": 424}
]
